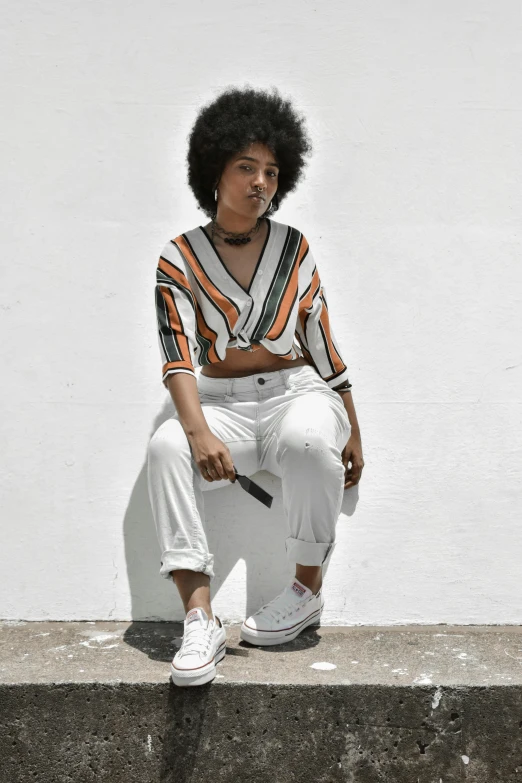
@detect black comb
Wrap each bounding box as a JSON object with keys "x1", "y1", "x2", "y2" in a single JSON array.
[{"x1": 232, "y1": 465, "x2": 273, "y2": 508}]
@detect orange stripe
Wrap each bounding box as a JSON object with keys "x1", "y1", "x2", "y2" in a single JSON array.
[
  {"x1": 158, "y1": 256, "x2": 192, "y2": 295},
  {"x1": 159, "y1": 256, "x2": 220, "y2": 362},
  {"x1": 159, "y1": 286, "x2": 193, "y2": 366},
  {"x1": 174, "y1": 236, "x2": 240, "y2": 332}
]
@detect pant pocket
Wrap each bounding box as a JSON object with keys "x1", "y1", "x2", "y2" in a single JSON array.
[
  {"x1": 288, "y1": 369, "x2": 329, "y2": 395},
  {"x1": 198, "y1": 391, "x2": 228, "y2": 404}
]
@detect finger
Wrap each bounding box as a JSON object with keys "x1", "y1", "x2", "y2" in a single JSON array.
[
  {"x1": 353, "y1": 463, "x2": 363, "y2": 480},
  {"x1": 222, "y1": 456, "x2": 237, "y2": 482},
  {"x1": 344, "y1": 472, "x2": 361, "y2": 488},
  {"x1": 214, "y1": 457, "x2": 232, "y2": 481},
  {"x1": 343, "y1": 471, "x2": 354, "y2": 488},
  {"x1": 205, "y1": 463, "x2": 220, "y2": 482},
  {"x1": 211, "y1": 459, "x2": 227, "y2": 481},
  {"x1": 343, "y1": 448, "x2": 352, "y2": 464}
]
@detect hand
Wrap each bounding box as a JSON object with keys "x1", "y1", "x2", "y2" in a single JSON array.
[
  {"x1": 341, "y1": 431, "x2": 364, "y2": 489},
  {"x1": 187, "y1": 430, "x2": 237, "y2": 483}
]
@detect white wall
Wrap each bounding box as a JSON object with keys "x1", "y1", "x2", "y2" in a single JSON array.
[{"x1": 2, "y1": 0, "x2": 521, "y2": 623}]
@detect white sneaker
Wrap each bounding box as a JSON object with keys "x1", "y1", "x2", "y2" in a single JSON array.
[
  {"x1": 170, "y1": 607, "x2": 227, "y2": 687},
  {"x1": 240, "y1": 578, "x2": 323, "y2": 646}
]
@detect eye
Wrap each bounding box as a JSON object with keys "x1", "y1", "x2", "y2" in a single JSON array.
[{"x1": 239, "y1": 164, "x2": 278, "y2": 177}]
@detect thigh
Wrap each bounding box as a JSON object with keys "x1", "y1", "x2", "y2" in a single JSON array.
[
  {"x1": 172, "y1": 396, "x2": 260, "y2": 491},
  {"x1": 259, "y1": 373, "x2": 351, "y2": 477}
]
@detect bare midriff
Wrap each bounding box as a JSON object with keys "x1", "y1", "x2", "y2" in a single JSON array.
[{"x1": 200, "y1": 345, "x2": 311, "y2": 379}]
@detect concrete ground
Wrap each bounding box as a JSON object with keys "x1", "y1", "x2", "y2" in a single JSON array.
[{"x1": 2, "y1": 621, "x2": 522, "y2": 781}]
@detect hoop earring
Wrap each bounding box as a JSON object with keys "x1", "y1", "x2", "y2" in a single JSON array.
[{"x1": 214, "y1": 189, "x2": 218, "y2": 201}]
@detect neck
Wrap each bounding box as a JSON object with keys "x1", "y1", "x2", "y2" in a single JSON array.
[{"x1": 214, "y1": 208, "x2": 263, "y2": 235}]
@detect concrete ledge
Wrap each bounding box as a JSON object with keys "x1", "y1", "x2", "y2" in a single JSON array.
[{"x1": 2, "y1": 621, "x2": 522, "y2": 781}]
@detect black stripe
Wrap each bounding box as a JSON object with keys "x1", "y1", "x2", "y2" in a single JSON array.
[
  {"x1": 156, "y1": 286, "x2": 185, "y2": 363},
  {"x1": 251, "y1": 226, "x2": 300, "y2": 339},
  {"x1": 318, "y1": 319, "x2": 335, "y2": 375}
]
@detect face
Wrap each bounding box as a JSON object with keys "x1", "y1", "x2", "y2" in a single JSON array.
[{"x1": 215, "y1": 141, "x2": 279, "y2": 220}]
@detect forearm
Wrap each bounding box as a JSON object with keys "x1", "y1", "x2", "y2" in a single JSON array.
[
  {"x1": 337, "y1": 389, "x2": 360, "y2": 436},
  {"x1": 166, "y1": 372, "x2": 210, "y2": 437}
]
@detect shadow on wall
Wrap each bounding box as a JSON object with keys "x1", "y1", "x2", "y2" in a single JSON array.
[{"x1": 121, "y1": 398, "x2": 358, "y2": 625}]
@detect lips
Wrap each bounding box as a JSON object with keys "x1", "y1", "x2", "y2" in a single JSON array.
[{"x1": 249, "y1": 194, "x2": 265, "y2": 201}]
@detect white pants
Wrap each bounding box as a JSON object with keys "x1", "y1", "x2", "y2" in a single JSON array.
[{"x1": 147, "y1": 363, "x2": 352, "y2": 582}]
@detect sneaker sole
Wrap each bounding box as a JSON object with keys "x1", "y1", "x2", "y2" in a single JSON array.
[
  {"x1": 170, "y1": 638, "x2": 227, "y2": 687},
  {"x1": 239, "y1": 607, "x2": 322, "y2": 646}
]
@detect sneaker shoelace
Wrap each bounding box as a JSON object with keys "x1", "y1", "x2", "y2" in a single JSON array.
[
  {"x1": 179, "y1": 624, "x2": 213, "y2": 657},
  {"x1": 256, "y1": 592, "x2": 308, "y2": 622}
]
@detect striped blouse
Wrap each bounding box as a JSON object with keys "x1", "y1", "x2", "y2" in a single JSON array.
[{"x1": 155, "y1": 218, "x2": 352, "y2": 391}]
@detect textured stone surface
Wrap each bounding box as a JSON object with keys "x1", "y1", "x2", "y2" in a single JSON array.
[{"x1": 2, "y1": 622, "x2": 522, "y2": 781}]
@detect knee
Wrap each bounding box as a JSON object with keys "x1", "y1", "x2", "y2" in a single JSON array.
[{"x1": 147, "y1": 418, "x2": 191, "y2": 466}]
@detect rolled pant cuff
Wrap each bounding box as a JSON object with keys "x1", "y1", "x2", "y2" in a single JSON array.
[
  {"x1": 285, "y1": 537, "x2": 336, "y2": 567},
  {"x1": 159, "y1": 548, "x2": 215, "y2": 581}
]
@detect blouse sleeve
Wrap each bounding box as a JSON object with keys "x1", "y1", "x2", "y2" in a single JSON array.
[
  {"x1": 296, "y1": 236, "x2": 352, "y2": 391},
  {"x1": 155, "y1": 240, "x2": 198, "y2": 388}
]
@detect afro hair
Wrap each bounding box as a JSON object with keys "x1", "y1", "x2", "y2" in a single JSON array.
[{"x1": 186, "y1": 85, "x2": 313, "y2": 219}]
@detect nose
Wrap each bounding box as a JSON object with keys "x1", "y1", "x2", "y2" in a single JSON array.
[{"x1": 252, "y1": 171, "x2": 268, "y2": 190}]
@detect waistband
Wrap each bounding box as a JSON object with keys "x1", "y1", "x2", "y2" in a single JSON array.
[{"x1": 196, "y1": 363, "x2": 318, "y2": 395}]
